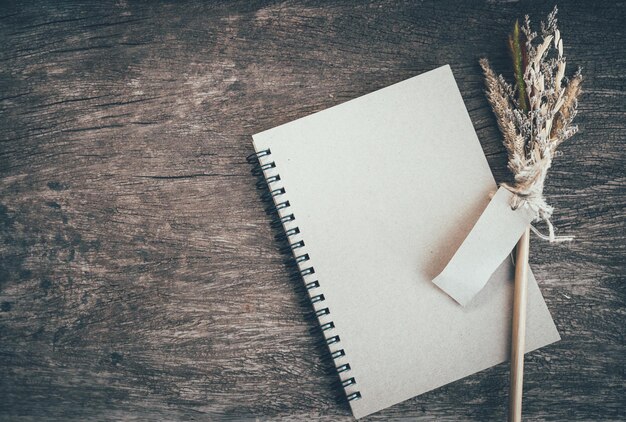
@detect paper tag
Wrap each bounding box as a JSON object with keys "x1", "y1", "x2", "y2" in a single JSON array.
[{"x1": 432, "y1": 187, "x2": 535, "y2": 306}]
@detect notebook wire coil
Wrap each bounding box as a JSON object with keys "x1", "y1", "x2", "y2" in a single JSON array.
[{"x1": 248, "y1": 148, "x2": 361, "y2": 403}]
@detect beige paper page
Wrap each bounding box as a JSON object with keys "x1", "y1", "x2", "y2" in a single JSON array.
[{"x1": 252, "y1": 65, "x2": 560, "y2": 419}]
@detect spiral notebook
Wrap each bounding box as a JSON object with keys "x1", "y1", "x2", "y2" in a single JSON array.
[{"x1": 250, "y1": 65, "x2": 560, "y2": 419}]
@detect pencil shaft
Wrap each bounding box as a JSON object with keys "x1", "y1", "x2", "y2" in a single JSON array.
[{"x1": 509, "y1": 227, "x2": 530, "y2": 422}]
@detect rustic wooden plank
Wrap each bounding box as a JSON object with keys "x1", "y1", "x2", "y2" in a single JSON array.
[{"x1": 0, "y1": 0, "x2": 624, "y2": 420}]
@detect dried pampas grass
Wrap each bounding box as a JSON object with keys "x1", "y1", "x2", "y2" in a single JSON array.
[{"x1": 480, "y1": 6, "x2": 582, "y2": 241}]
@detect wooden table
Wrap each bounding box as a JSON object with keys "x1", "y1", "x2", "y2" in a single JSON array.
[{"x1": 1, "y1": 1, "x2": 624, "y2": 420}]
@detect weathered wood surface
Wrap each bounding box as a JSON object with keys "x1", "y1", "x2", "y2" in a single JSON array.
[{"x1": 1, "y1": 1, "x2": 624, "y2": 420}]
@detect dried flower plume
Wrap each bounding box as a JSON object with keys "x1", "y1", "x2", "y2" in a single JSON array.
[{"x1": 480, "y1": 6, "x2": 582, "y2": 241}]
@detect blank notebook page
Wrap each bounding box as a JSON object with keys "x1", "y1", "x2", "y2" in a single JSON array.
[{"x1": 252, "y1": 65, "x2": 560, "y2": 419}]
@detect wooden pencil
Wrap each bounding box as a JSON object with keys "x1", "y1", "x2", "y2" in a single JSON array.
[{"x1": 509, "y1": 227, "x2": 530, "y2": 422}]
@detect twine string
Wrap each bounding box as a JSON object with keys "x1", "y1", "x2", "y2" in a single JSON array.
[{"x1": 500, "y1": 152, "x2": 573, "y2": 242}]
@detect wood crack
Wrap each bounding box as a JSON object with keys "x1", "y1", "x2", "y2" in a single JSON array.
[{"x1": 134, "y1": 174, "x2": 242, "y2": 180}]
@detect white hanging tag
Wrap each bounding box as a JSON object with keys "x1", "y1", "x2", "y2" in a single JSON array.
[{"x1": 432, "y1": 186, "x2": 535, "y2": 306}]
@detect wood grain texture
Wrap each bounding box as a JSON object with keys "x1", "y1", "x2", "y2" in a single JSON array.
[{"x1": 0, "y1": 0, "x2": 624, "y2": 420}]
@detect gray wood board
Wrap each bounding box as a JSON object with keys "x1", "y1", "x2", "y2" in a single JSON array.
[{"x1": 1, "y1": 1, "x2": 624, "y2": 420}]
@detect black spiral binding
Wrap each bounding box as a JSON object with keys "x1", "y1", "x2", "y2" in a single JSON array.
[{"x1": 248, "y1": 148, "x2": 362, "y2": 404}]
